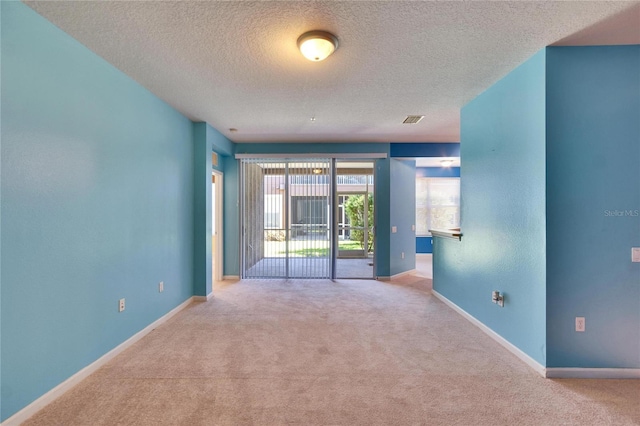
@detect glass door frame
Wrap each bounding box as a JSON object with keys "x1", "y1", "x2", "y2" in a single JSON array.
[
  {"x1": 239, "y1": 157, "x2": 378, "y2": 280},
  {"x1": 240, "y1": 158, "x2": 332, "y2": 279},
  {"x1": 332, "y1": 159, "x2": 376, "y2": 279}
]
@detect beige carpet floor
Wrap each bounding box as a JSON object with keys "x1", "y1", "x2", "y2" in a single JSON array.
[{"x1": 24, "y1": 277, "x2": 640, "y2": 425}]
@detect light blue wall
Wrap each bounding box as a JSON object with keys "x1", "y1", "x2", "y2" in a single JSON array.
[
  {"x1": 207, "y1": 124, "x2": 234, "y2": 159},
  {"x1": 191, "y1": 123, "x2": 235, "y2": 278},
  {"x1": 222, "y1": 155, "x2": 240, "y2": 276},
  {"x1": 234, "y1": 143, "x2": 392, "y2": 277},
  {"x1": 1, "y1": 3, "x2": 195, "y2": 420},
  {"x1": 0, "y1": 3, "x2": 3, "y2": 417},
  {"x1": 390, "y1": 160, "x2": 417, "y2": 275},
  {"x1": 193, "y1": 123, "x2": 234, "y2": 291},
  {"x1": 433, "y1": 50, "x2": 548, "y2": 365},
  {"x1": 546, "y1": 46, "x2": 640, "y2": 368},
  {"x1": 193, "y1": 123, "x2": 213, "y2": 296},
  {"x1": 390, "y1": 143, "x2": 460, "y2": 158},
  {"x1": 235, "y1": 142, "x2": 390, "y2": 156},
  {"x1": 375, "y1": 156, "x2": 391, "y2": 277},
  {"x1": 416, "y1": 167, "x2": 460, "y2": 178}
]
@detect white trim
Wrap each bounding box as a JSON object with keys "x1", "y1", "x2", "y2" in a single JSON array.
[
  {"x1": 431, "y1": 290, "x2": 546, "y2": 377},
  {"x1": 545, "y1": 368, "x2": 640, "y2": 379},
  {"x1": 193, "y1": 293, "x2": 214, "y2": 302},
  {"x1": 391, "y1": 268, "x2": 417, "y2": 279},
  {"x1": 390, "y1": 268, "x2": 417, "y2": 279},
  {"x1": 212, "y1": 170, "x2": 224, "y2": 283},
  {"x1": 1, "y1": 297, "x2": 195, "y2": 426},
  {"x1": 223, "y1": 275, "x2": 240, "y2": 280},
  {"x1": 377, "y1": 268, "x2": 418, "y2": 281},
  {"x1": 235, "y1": 153, "x2": 387, "y2": 159}
]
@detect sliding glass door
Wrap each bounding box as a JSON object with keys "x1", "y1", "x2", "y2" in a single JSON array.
[
  {"x1": 241, "y1": 158, "x2": 376, "y2": 279},
  {"x1": 241, "y1": 159, "x2": 331, "y2": 278},
  {"x1": 334, "y1": 161, "x2": 375, "y2": 278}
]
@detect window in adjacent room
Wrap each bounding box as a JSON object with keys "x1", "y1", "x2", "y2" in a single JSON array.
[{"x1": 416, "y1": 177, "x2": 460, "y2": 235}]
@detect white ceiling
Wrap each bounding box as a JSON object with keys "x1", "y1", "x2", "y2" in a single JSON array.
[{"x1": 25, "y1": 1, "x2": 640, "y2": 144}]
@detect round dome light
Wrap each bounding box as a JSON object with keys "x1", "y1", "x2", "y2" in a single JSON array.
[{"x1": 297, "y1": 30, "x2": 339, "y2": 62}]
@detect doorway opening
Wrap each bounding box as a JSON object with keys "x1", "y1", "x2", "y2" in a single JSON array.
[
  {"x1": 212, "y1": 170, "x2": 223, "y2": 283},
  {"x1": 335, "y1": 161, "x2": 375, "y2": 278},
  {"x1": 240, "y1": 158, "x2": 375, "y2": 279}
]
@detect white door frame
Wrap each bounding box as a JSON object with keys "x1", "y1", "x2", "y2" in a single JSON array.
[{"x1": 212, "y1": 170, "x2": 224, "y2": 282}]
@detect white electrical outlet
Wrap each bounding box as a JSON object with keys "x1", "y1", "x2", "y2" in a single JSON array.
[
  {"x1": 632, "y1": 247, "x2": 640, "y2": 263},
  {"x1": 159, "y1": 281, "x2": 164, "y2": 293},
  {"x1": 391, "y1": 226, "x2": 397, "y2": 233},
  {"x1": 411, "y1": 225, "x2": 415, "y2": 232},
  {"x1": 401, "y1": 252, "x2": 405, "y2": 259},
  {"x1": 119, "y1": 298, "x2": 125, "y2": 312},
  {"x1": 575, "y1": 317, "x2": 585, "y2": 332}
]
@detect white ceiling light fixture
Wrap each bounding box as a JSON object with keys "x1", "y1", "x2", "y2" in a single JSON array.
[{"x1": 297, "y1": 30, "x2": 339, "y2": 62}]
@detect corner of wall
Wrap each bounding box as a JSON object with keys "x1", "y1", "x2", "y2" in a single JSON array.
[
  {"x1": 433, "y1": 49, "x2": 547, "y2": 367},
  {"x1": 193, "y1": 125, "x2": 213, "y2": 296},
  {"x1": 545, "y1": 45, "x2": 640, "y2": 369}
]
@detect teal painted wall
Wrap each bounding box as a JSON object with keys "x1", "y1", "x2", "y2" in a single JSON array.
[
  {"x1": 390, "y1": 143, "x2": 460, "y2": 158},
  {"x1": 193, "y1": 123, "x2": 213, "y2": 296},
  {"x1": 546, "y1": 46, "x2": 640, "y2": 368},
  {"x1": 375, "y1": 155, "x2": 391, "y2": 278},
  {"x1": 193, "y1": 123, "x2": 234, "y2": 291},
  {"x1": 234, "y1": 143, "x2": 392, "y2": 277},
  {"x1": 0, "y1": 2, "x2": 3, "y2": 417},
  {"x1": 416, "y1": 167, "x2": 460, "y2": 178},
  {"x1": 1, "y1": 3, "x2": 195, "y2": 420},
  {"x1": 207, "y1": 124, "x2": 234, "y2": 158},
  {"x1": 390, "y1": 160, "x2": 417, "y2": 275},
  {"x1": 222, "y1": 155, "x2": 240, "y2": 276},
  {"x1": 433, "y1": 50, "x2": 548, "y2": 365},
  {"x1": 235, "y1": 143, "x2": 389, "y2": 156}
]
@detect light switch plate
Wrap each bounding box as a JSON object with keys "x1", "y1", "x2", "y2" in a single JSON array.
[
  {"x1": 391, "y1": 226, "x2": 397, "y2": 233},
  {"x1": 632, "y1": 247, "x2": 640, "y2": 263}
]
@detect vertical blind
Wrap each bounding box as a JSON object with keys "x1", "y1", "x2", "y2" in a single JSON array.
[{"x1": 241, "y1": 159, "x2": 331, "y2": 279}]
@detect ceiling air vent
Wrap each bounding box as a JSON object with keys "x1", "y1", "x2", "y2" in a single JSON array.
[{"x1": 403, "y1": 115, "x2": 424, "y2": 124}]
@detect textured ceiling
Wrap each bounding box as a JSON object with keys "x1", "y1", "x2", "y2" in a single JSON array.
[{"x1": 25, "y1": 1, "x2": 640, "y2": 143}]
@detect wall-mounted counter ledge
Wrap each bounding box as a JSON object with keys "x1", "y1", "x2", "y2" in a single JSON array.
[{"x1": 429, "y1": 228, "x2": 462, "y2": 241}]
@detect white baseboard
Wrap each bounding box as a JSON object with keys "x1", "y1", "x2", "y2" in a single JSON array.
[
  {"x1": 392, "y1": 268, "x2": 417, "y2": 279},
  {"x1": 431, "y1": 290, "x2": 546, "y2": 377},
  {"x1": 1, "y1": 297, "x2": 196, "y2": 426},
  {"x1": 223, "y1": 275, "x2": 240, "y2": 280},
  {"x1": 193, "y1": 292, "x2": 214, "y2": 302},
  {"x1": 377, "y1": 269, "x2": 417, "y2": 281},
  {"x1": 431, "y1": 291, "x2": 640, "y2": 380},
  {"x1": 545, "y1": 368, "x2": 640, "y2": 379}
]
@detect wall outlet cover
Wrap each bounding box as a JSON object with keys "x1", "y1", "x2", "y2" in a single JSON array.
[{"x1": 632, "y1": 247, "x2": 640, "y2": 263}]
